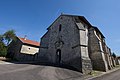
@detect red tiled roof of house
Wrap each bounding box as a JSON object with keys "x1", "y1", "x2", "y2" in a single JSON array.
[{"x1": 18, "y1": 37, "x2": 40, "y2": 46}]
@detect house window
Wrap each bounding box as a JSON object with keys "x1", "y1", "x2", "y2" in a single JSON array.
[{"x1": 59, "y1": 24, "x2": 62, "y2": 31}]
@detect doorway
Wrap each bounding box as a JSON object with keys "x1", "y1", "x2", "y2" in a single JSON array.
[{"x1": 56, "y1": 49, "x2": 61, "y2": 64}]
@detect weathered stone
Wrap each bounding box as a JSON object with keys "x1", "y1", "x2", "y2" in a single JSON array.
[
  {"x1": 36, "y1": 14, "x2": 117, "y2": 73},
  {"x1": 88, "y1": 27, "x2": 108, "y2": 71},
  {"x1": 37, "y1": 14, "x2": 92, "y2": 74}
]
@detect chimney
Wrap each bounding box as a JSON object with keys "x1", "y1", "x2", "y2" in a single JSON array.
[{"x1": 24, "y1": 35, "x2": 27, "y2": 40}]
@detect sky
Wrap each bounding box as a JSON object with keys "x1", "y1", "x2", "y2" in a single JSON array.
[{"x1": 0, "y1": 0, "x2": 120, "y2": 55}]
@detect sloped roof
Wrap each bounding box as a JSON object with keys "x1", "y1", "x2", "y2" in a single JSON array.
[
  {"x1": 93, "y1": 27, "x2": 105, "y2": 38},
  {"x1": 47, "y1": 14, "x2": 92, "y2": 30},
  {"x1": 18, "y1": 37, "x2": 40, "y2": 47},
  {"x1": 61, "y1": 14, "x2": 92, "y2": 27}
]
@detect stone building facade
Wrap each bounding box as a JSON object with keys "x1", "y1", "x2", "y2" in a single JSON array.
[
  {"x1": 105, "y1": 46, "x2": 114, "y2": 69},
  {"x1": 7, "y1": 37, "x2": 40, "y2": 61},
  {"x1": 37, "y1": 14, "x2": 93, "y2": 74},
  {"x1": 88, "y1": 27, "x2": 108, "y2": 71},
  {"x1": 117, "y1": 56, "x2": 120, "y2": 65},
  {"x1": 88, "y1": 26, "x2": 119, "y2": 71},
  {"x1": 36, "y1": 14, "x2": 119, "y2": 74}
]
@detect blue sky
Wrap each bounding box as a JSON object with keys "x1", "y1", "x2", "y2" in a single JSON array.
[{"x1": 0, "y1": 0, "x2": 120, "y2": 55}]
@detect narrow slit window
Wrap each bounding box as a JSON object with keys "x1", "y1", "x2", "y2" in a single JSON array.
[{"x1": 59, "y1": 24, "x2": 62, "y2": 31}]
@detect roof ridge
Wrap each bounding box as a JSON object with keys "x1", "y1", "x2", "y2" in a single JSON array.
[{"x1": 17, "y1": 36, "x2": 40, "y2": 46}]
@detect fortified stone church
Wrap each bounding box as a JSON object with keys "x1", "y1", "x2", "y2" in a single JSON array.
[
  {"x1": 37, "y1": 14, "x2": 93, "y2": 74},
  {"x1": 36, "y1": 14, "x2": 117, "y2": 74}
]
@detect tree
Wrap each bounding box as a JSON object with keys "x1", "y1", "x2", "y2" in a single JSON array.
[
  {"x1": 112, "y1": 52, "x2": 116, "y2": 58},
  {"x1": 0, "y1": 34, "x2": 3, "y2": 42},
  {"x1": 0, "y1": 34, "x2": 7, "y2": 57},
  {"x1": 0, "y1": 41, "x2": 7, "y2": 57},
  {"x1": 0, "y1": 29, "x2": 16, "y2": 57},
  {"x1": 3, "y1": 29, "x2": 16, "y2": 46}
]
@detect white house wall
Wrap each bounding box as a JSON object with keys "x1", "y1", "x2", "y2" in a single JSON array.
[{"x1": 20, "y1": 45, "x2": 39, "y2": 55}]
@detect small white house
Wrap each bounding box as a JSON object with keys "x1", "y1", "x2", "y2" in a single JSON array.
[{"x1": 7, "y1": 37, "x2": 40, "y2": 61}]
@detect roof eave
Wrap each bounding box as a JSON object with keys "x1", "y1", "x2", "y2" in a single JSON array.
[{"x1": 93, "y1": 26, "x2": 105, "y2": 38}]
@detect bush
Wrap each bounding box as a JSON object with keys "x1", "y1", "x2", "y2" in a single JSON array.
[{"x1": 0, "y1": 42, "x2": 7, "y2": 57}]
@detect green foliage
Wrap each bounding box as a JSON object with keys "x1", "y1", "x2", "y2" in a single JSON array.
[
  {"x1": 112, "y1": 52, "x2": 116, "y2": 58},
  {"x1": 0, "y1": 42, "x2": 7, "y2": 57},
  {"x1": 0, "y1": 35, "x2": 3, "y2": 42},
  {"x1": 0, "y1": 29, "x2": 16, "y2": 57},
  {"x1": 3, "y1": 29, "x2": 16, "y2": 46}
]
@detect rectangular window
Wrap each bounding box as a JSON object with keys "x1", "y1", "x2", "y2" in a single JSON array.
[{"x1": 59, "y1": 24, "x2": 62, "y2": 31}]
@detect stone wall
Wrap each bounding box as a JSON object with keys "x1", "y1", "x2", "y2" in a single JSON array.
[
  {"x1": 37, "y1": 14, "x2": 118, "y2": 74},
  {"x1": 37, "y1": 15, "x2": 92, "y2": 74},
  {"x1": 7, "y1": 38, "x2": 22, "y2": 60},
  {"x1": 88, "y1": 27, "x2": 108, "y2": 71}
]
